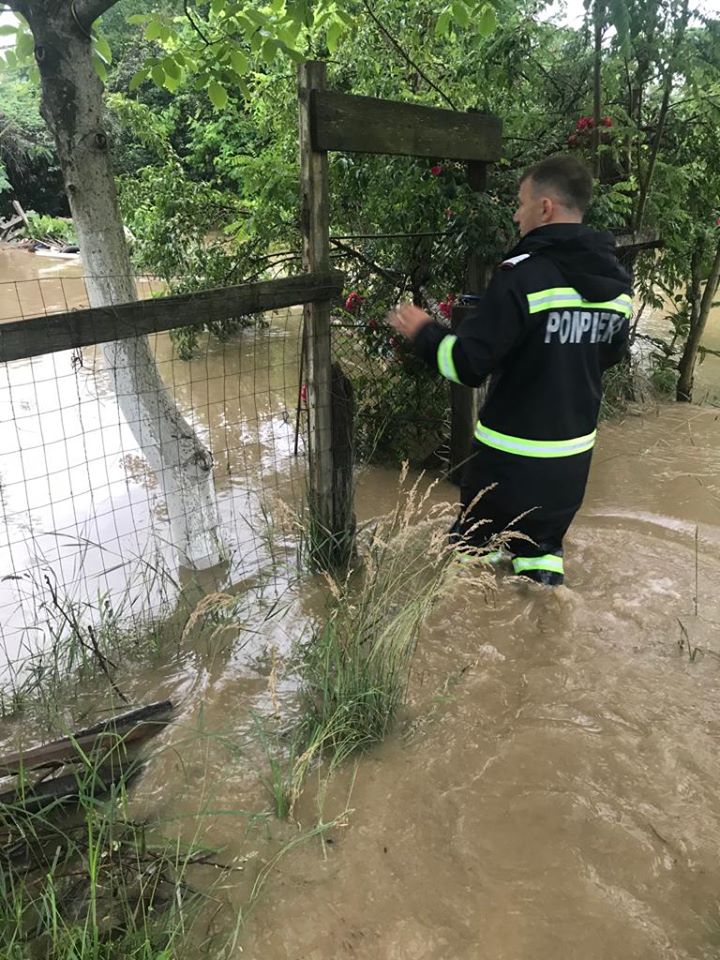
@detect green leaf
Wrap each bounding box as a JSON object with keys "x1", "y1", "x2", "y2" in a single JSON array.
[
  {"x1": 129, "y1": 67, "x2": 149, "y2": 91},
  {"x1": 335, "y1": 9, "x2": 355, "y2": 27},
  {"x1": 163, "y1": 56, "x2": 181, "y2": 79},
  {"x1": 208, "y1": 80, "x2": 228, "y2": 109},
  {"x1": 3, "y1": 49, "x2": 17, "y2": 69},
  {"x1": 478, "y1": 3, "x2": 496, "y2": 36},
  {"x1": 244, "y1": 9, "x2": 267, "y2": 27},
  {"x1": 126, "y1": 14, "x2": 148, "y2": 24},
  {"x1": 261, "y1": 37, "x2": 279, "y2": 62},
  {"x1": 451, "y1": 1, "x2": 470, "y2": 27},
  {"x1": 92, "y1": 53, "x2": 108, "y2": 82},
  {"x1": 277, "y1": 41, "x2": 303, "y2": 62},
  {"x1": 230, "y1": 48, "x2": 248, "y2": 75},
  {"x1": 151, "y1": 63, "x2": 166, "y2": 86},
  {"x1": 94, "y1": 34, "x2": 112, "y2": 65},
  {"x1": 0, "y1": 25, "x2": 17, "y2": 36},
  {"x1": 15, "y1": 32, "x2": 34, "y2": 58},
  {"x1": 211, "y1": 0, "x2": 224, "y2": 14},
  {"x1": 435, "y1": 9, "x2": 451, "y2": 36},
  {"x1": 145, "y1": 18, "x2": 163, "y2": 41},
  {"x1": 327, "y1": 19, "x2": 342, "y2": 53}
]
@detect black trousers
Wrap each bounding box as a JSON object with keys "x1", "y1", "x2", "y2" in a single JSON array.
[{"x1": 452, "y1": 441, "x2": 593, "y2": 585}]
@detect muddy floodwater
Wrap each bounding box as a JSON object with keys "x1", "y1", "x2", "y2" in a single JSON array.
[{"x1": 1, "y1": 246, "x2": 720, "y2": 959}]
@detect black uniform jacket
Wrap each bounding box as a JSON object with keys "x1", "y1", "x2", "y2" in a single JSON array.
[{"x1": 413, "y1": 222, "x2": 633, "y2": 523}]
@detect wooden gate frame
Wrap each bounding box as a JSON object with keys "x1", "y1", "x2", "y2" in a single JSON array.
[
  {"x1": 297, "y1": 60, "x2": 503, "y2": 542},
  {"x1": 0, "y1": 65, "x2": 502, "y2": 573}
]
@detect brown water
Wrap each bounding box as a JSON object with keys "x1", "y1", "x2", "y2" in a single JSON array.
[
  {"x1": 640, "y1": 298, "x2": 720, "y2": 405},
  {"x1": 1, "y1": 247, "x2": 720, "y2": 959}
]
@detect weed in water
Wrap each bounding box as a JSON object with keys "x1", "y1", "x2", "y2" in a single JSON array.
[{"x1": 273, "y1": 469, "x2": 493, "y2": 815}]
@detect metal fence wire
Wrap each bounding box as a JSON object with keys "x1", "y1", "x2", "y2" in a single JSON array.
[
  {"x1": 0, "y1": 273, "x2": 309, "y2": 668},
  {"x1": 331, "y1": 318, "x2": 450, "y2": 467},
  {"x1": 0, "y1": 263, "x2": 457, "y2": 679}
]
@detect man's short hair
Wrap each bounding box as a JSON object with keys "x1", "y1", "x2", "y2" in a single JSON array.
[{"x1": 521, "y1": 155, "x2": 593, "y2": 214}]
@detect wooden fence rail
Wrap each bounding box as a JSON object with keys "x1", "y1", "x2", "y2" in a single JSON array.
[{"x1": 0, "y1": 271, "x2": 344, "y2": 363}]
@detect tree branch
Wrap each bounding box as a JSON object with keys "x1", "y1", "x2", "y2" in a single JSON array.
[
  {"x1": 183, "y1": 0, "x2": 211, "y2": 46},
  {"x1": 330, "y1": 238, "x2": 403, "y2": 284},
  {"x1": 360, "y1": 0, "x2": 458, "y2": 111},
  {"x1": 72, "y1": 0, "x2": 119, "y2": 31}
]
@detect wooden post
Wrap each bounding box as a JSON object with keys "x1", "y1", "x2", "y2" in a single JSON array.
[
  {"x1": 448, "y1": 160, "x2": 490, "y2": 485},
  {"x1": 298, "y1": 61, "x2": 346, "y2": 567}
]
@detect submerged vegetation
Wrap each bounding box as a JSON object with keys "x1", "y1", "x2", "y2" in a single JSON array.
[{"x1": 0, "y1": 471, "x2": 488, "y2": 954}]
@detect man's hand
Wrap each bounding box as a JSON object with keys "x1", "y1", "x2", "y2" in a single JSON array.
[{"x1": 388, "y1": 303, "x2": 433, "y2": 341}]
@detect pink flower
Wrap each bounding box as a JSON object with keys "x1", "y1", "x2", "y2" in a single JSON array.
[
  {"x1": 601, "y1": 116, "x2": 613, "y2": 127},
  {"x1": 344, "y1": 291, "x2": 364, "y2": 313},
  {"x1": 715, "y1": 217, "x2": 720, "y2": 227},
  {"x1": 300, "y1": 383, "x2": 308, "y2": 404},
  {"x1": 430, "y1": 164, "x2": 443, "y2": 176},
  {"x1": 368, "y1": 318, "x2": 378, "y2": 331},
  {"x1": 576, "y1": 116, "x2": 594, "y2": 131},
  {"x1": 389, "y1": 336, "x2": 399, "y2": 350}
]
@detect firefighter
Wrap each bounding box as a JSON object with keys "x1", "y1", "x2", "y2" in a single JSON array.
[{"x1": 390, "y1": 155, "x2": 632, "y2": 586}]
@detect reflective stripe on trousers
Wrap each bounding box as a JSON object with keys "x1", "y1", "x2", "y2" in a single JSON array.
[{"x1": 512, "y1": 554, "x2": 564, "y2": 575}]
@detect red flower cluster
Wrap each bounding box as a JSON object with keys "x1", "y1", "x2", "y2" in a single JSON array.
[
  {"x1": 438, "y1": 293, "x2": 456, "y2": 319},
  {"x1": 300, "y1": 383, "x2": 308, "y2": 405},
  {"x1": 430, "y1": 164, "x2": 443, "y2": 176},
  {"x1": 715, "y1": 217, "x2": 720, "y2": 227},
  {"x1": 344, "y1": 291, "x2": 364, "y2": 313},
  {"x1": 568, "y1": 115, "x2": 613, "y2": 148},
  {"x1": 576, "y1": 116, "x2": 613, "y2": 131}
]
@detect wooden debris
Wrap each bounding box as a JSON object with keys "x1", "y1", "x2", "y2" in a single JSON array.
[{"x1": 0, "y1": 701, "x2": 172, "y2": 818}]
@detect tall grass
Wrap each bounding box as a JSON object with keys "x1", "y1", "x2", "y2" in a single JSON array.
[
  {"x1": 0, "y1": 754, "x2": 204, "y2": 959},
  {"x1": 263, "y1": 470, "x2": 493, "y2": 816}
]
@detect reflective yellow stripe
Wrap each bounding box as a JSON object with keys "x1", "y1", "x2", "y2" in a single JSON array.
[
  {"x1": 453, "y1": 548, "x2": 504, "y2": 567},
  {"x1": 513, "y1": 554, "x2": 564, "y2": 575},
  {"x1": 474, "y1": 420, "x2": 596, "y2": 458},
  {"x1": 527, "y1": 287, "x2": 632, "y2": 316},
  {"x1": 437, "y1": 334, "x2": 461, "y2": 384}
]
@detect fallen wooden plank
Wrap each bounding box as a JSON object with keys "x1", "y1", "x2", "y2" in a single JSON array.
[
  {"x1": 0, "y1": 700, "x2": 173, "y2": 776},
  {"x1": 11, "y1": 200, "x2": 29, "y2": 231},
  {"x1": 0, "y1": 761, "x2": 144, "y2": 818},
  {"x1": 0, "y1": 270, "x2": 344, "y2": 363},
  {"x1": 311, "y1": 90, "x2": 503, "y2": 162},
  {"x1": 0, "y1": 214, "x2": 23, "y2": 237}
]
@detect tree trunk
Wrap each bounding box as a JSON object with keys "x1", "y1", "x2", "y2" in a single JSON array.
[
  {"x1": 676, "y1": 238, "x2": 720, "y2": 402},
  {"x1": 16, "y1": 0, "x2": 222, "y2": 569}
]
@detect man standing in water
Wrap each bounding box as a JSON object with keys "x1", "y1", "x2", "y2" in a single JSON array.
[{"x1": 390, "y1": 155, "x2": 632, "y2": 586}]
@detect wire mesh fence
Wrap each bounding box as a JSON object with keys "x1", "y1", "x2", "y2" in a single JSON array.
[
  {"x1": 0, "y1": 269, "x2": 309, "y2": 675},
  {"x1": 0, "y1": 252, "x2": 459, "y2": 691},
  {"x1": 331, "y1": 317, "x2": 451, "y2": 467}
]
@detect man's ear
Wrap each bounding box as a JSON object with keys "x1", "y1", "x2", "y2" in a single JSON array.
[{"x1": 541, "y1": 196, "x2": 553, "y2": 221}]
